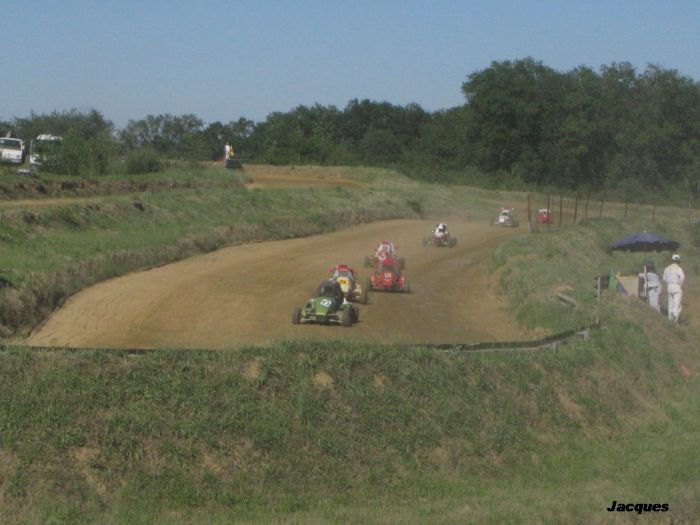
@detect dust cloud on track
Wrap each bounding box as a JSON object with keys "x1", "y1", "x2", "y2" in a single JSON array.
[{"x1": 28, "y1": 220, "x2": 529, "y2": 349}]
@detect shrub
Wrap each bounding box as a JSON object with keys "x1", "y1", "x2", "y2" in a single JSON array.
[
  {"x1": 123, "y1": 148, "x2": 164, "y2": 174},
  {"x1": 52, "y1": 132, "x2": 112, "y2": 176}
]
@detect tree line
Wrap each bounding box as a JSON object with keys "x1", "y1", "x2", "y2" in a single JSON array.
[{"x1": 2, "y1": 58, "x2": 699, "y2": 197}]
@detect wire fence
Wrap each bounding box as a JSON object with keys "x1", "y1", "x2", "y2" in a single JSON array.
[{"x1": 523, "y1": 191, "x2": 700, "y2": 233}]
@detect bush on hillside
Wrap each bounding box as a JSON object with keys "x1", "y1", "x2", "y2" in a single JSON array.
[
  {"x1": 123, "y1": 148, "x2": 164, "y2": 174},
  {"x1": 51, "y1": 132, "x2": 112, "y2": 176}
]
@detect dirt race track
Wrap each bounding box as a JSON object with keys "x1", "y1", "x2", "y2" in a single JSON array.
[{"x1": 28, "y1": 220, "x2": 530, "y2": 349}]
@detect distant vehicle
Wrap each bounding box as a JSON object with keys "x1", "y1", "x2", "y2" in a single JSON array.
[
  {"x1": 329, "y1": 264, "x2": 367, "y2": 304},
  {"x1": 491, "y1": 207, "x2": 519, "y2": 228},
  {"x1": 29, "y1": 134, "x2": 62, "y2": 167},
  {"x1": 0, "y1": 137, "x2": 25, "y2": 164},
  {"x1": 422, "y1": 230, "x2": 457, "y2": 247},
  {"x1": 364, "y1": 240, "x2": 405, "y2": 270},
  {"x1": 536, "y1": 208, "x2": 552, "y2": 224}
]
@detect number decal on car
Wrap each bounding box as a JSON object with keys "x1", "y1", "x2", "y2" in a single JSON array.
[
  {"x1": 320, "y1": 299, "x2": 333, "y2": 307},
  {"x1": 384, "y1": 273, "x2": 392, "y2": 279}
]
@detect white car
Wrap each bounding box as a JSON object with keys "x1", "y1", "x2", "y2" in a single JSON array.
[
  {"x1": 30, "y1": 134, "x2": 62, "y2": 166},
  {"x1": 0, "y1": 137, "x2": 25, "y2": 164}
]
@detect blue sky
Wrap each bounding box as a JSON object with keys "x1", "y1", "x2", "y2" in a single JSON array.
[{"x1": 2, "y1": 1, "x2": 699, "y2": 128}]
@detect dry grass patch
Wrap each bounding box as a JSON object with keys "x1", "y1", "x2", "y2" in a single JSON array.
[
  {"x1": 242, "y1": 357, "x2": 261, "y2": 381},
  {"x1": 373, "y1": 373, "x2": 388, "y2": 389},
  {"x1": 70, "y1": 446, "x2": 107, "y2": 497},
  {"x1": 312, "y1": 371, "x2": 334, "y2": 389}
]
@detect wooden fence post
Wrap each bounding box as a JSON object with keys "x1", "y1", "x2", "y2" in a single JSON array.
[
  {"x1": 598, "y1": 200, "x2": 604, "y2": 218},
  {"x1": 573, "y1": 193, "x2": 579, "y2": 224},
  {"x1": 584, "y1": 192, "x2": 590, "y2": 219},
  {"x1": 558, "y1": 193, "x2": 563, "y2": 227}
]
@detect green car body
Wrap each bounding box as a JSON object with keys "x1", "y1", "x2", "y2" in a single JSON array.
[{"x1": 292, "y1": 280, "x2": 359, "y2": 327}]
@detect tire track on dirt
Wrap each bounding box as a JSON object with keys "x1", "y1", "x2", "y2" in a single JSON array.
[{"x1": 28, "y1": 219, "x2": 528, "y2": 349}]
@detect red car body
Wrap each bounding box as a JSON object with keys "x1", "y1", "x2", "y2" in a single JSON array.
[
  {"x1": 367, "y1": 257, "x2": 410, "y2": 293},
  {"x1": 365, "y1": 241, "x2": 405, "y2": 269},
  {"x1": 536, "y1": 208, "x2": 552, "y2": 223}
]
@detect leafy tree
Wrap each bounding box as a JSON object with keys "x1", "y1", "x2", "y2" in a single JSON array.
[
  {"x1": 14, "y1": 109, "x2": 113, "y2": 142},
  {"x1": 119, "y1": 114, "x2": 204, "y2": 157},
  {"x1": 359, "y1": 128, "x2": 403, "y2": 165}
]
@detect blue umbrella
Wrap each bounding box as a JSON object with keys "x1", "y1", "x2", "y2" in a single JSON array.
[{"x1": 610, "y1": 231, "x2": 680, "y2": 252}]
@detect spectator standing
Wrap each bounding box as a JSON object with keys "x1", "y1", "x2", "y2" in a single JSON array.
[
  {"x1": 639, "y1": 261, "x2": 661, "y2": 313},
  {"x1": 662, "y1": 254, "x2": 685, "y2": 322}
]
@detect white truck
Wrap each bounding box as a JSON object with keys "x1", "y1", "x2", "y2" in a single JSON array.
[
  {"x1": 0, "y1": 136, "x2": 25, "y2": 164},
  {"x1": 29, "y1": 134, "x2": 62, "y2": 167}
]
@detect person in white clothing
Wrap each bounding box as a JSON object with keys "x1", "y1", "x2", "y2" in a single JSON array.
[
  {"x1": 638, "y1": 261, "x2": 661, "y2": 313},
  {"x1": 434, "y1": 223, "x2": 448, "y2": 238},
  {"x1": 662, "y1": 254, "x2": 685, "y2": 322}
]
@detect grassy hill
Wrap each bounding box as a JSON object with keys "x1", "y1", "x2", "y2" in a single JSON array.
[
  {"x1": 1, "y1": 329, "x2": 698, "y2": 523},
  {"x1": 0, "y1": 165, "x2": 698, "y2": 522}
]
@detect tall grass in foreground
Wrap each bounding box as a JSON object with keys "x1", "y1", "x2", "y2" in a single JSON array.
[{"x1": 0, "y1": 331, "x2": 698, "y2": 523}]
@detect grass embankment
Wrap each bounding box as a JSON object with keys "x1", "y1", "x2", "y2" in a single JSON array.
[
  {"x1": 1, "y1": 211, "x2": 700, "y2": 523},
  {"x1": 0, "y1": 165, "x2": 509, "y2": 337},
  {"x1": 0, "y1": 164, "x2": 248, "y2": 200},
  {"x1": 1, "y1": 333, "x2": 698, "y2": 524}
]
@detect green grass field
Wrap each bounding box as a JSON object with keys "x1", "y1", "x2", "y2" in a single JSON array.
[
  {"x1": 1, "y1": 329, "x2": 698, "y2": 523},
  {"x1": 0, "y1": 164, "x2": 698, "y2": 523}
]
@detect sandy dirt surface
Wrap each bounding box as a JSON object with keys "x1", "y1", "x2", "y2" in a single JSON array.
[
  {"x1": 28, "y1": 219, "x2": 530, "y2": 349},
  {"x1": 0, "y1": 196, "x2": 104, "y2": 209},
  {"x1": 243, "y1": 165, "x2": 368, "y2": 190}
]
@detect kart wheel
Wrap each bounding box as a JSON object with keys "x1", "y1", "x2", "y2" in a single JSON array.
[
  {"x1": 341, "y1": 308, "x2": 353, "y2": 327},
  {"x1": 352, "y1": 306, "x2": 359, "y2": 322},
  {"x1": 398, "y1": 257, "x2": 406, "y2": 270},
  {"x1": 365, "y1": 276, "x2": 373, "y2": 292},
  {"x1": 404, "y1": 281, "x2": 411, "y2": 293},
  {"x1": 364, "y1": 256, "x2": 372, "y2": 268},
  {"x1": 292, "y1": 308, "x2": 301, "y2": 325},
  {"x1": 360, "y1": 286, "x2": 368, "y2": 304}
]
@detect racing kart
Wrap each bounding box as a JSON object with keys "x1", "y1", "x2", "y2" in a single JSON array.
[
  {"x1": 292, "y1": 280, "x2": 359, "y2": 327},
  {"x1": 329, "y1": 264, "x2": 367, "y2": 304},
  {"x1": 422, "y1": 230, "x2": 457, "y2": 247},
  {"x1": 491, "y1": 207, "x2": 519, "y2": 227},
  {"x1": 367, "y1": 257, "x2": 410, "y2": 293},
  {"x1": 536, "y1": 208, "x2": 552, "y2": 223},
  {"x1": 364, "y1": 242, "x2": 406, "y2": 270}
]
